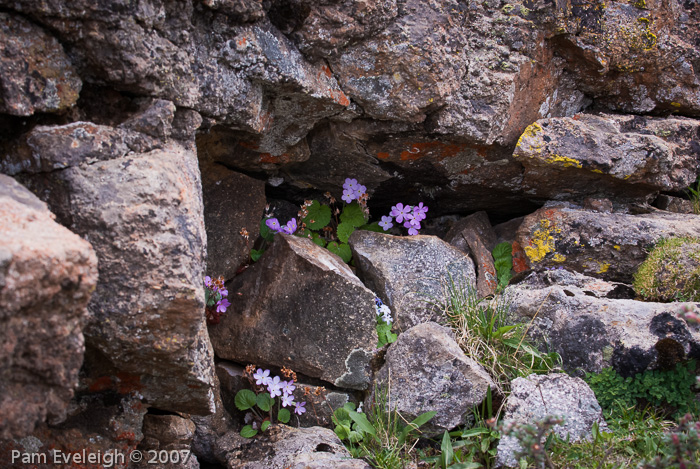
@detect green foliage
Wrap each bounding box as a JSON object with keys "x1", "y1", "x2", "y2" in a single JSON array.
[
  {"x1": 332, "y1": 389, "x2": 436, "y2": 468},
  {"x1": 633, "y1": 236, "x2": 700, "y2": 302},
  {"x1": 340, "y1": 202, "x2": 367, "y2": 228},
  {"x1": 501, "y1": 415, "x2": 564, "y2": 469},
  {"x1": 640, "y1": 413, "x2": 700, "y2": 469},
  {"x1": 687, "y1": 177, "x2": 700, "y2": 215},
  {"x1": 235, "y1": 389, "x2": 257, "y2": 411},
  {"x1": 586, "y1": 361, "x2": 699, "y2": 418},
  {"x1": 492, "y1": 242, "x2": 513, "y2": 289},
  {"x1": 302, "y1": 199, "x2": 332, "y2": 230},
  {"x1": 376, "y1": 320, "x2": 397, "y2": 348},
  {"x1": 278, "y1": 408, "x2": 291, "y2": 424},
  {"x1": 299, "y1": 199, "x2": 367, "y2": 264},
  {"x1": 327, "y1": 241, "x2": 352, "y2": 263}
]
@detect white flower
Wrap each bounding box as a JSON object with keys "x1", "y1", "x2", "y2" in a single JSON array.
[{"x1": 379, "y1": 304, "x2": 392, "y2": 324}]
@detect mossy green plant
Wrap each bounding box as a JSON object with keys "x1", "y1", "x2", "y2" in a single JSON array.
[{"x1": 633, "y1": 236, "x2": 700, "y2": 302}]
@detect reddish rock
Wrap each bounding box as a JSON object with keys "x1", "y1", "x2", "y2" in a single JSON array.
[{"x1": 0, "y1": 175, "x2": 98, "y2": 440}]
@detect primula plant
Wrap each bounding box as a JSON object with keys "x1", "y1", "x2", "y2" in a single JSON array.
[
  {"x1": 375, "y1": 297, "x2": 397, "y2": 348},
  {"x1": 204, "y1": 275, "x2": 230, "y2": 324},
  {"x1": 234, "y1": 365, "x2": 307, "y2": 438}
]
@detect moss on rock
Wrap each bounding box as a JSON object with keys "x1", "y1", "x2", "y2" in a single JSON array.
[{"x1": 633, "y1": 236, "x2": 700, "y2": 302}]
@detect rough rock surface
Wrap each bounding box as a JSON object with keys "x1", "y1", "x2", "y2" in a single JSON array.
[
  {"x1": 134, "y1": 414, "x2": 200, "y2": 469},
  {"x1": 506, "y1": 269, "x2": 700, "y2": 376},
  {"x1": 515, "y1": 203, "x2": 700, "y2": 283},
  {"x1": 0, "y1": 12, "x2": 81, "y2": 116},
  {"x1": 496, "y1": 373, "x2": 608, "y2": 468},
  {"x1": 446, "y1": 211, "x2": 499, "y2": 298},
  {"x1": 0, "y1": 175, "x2": 98, "y2": 439},
  {"x1": 371, "y1": 322, "x2": 495, "y2": 437},
  {"x1": 349, "y1": 231, "x2": 477, "y2": 332},
  {"x1": 209, "y1": 234, "x2": 377, "y2": 390},
  {"x1": 654, "y1": 194, "x2": 696, "y2": 214},
  {"x1": 514, "y1": 113, "x2": 700, "y2": 201},
  {"x1": 26, "y1": 141, "x2": 216, "y2": 415}
]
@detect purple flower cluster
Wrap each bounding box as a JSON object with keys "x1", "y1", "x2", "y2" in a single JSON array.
[
  {"x1": 342, "y1": 178, "x2": 367, "y2": 204},
  {"x1": 205, "y1": 275, "x2": 230, "y2": 313},
  {"x1": 379, "y1": 202, "x2": 429, "y2": 235},
  {"x1": 253, "y1": 368, "x2": 306, "y2": 415},
  {"x1": 266, "y1": 217, "x2": 297, "y2": 235}
]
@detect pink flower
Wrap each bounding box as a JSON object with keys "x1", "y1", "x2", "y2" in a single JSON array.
[{"x1": 294, "y1": 401, "x2": 306, "y2": 415}]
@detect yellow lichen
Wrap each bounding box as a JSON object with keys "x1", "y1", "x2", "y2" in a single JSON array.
[
  {"x1": 523, "y1": 219, "x2": 556, "y2": 263},
  {"x1": 613, "y1": 245, "x2": 621, "y2": 250},
  {"x1": 553, "y1": 253, "x2": 567, "y2": 263},
  {"x1": 596, "y1": 262, "x2": 611, "y2": 273},
  {"x1": 547, "y1": 154, "x2": 583, "y2": 168},
  {"x1": 592, "y1": 169, "x2": 604, "y2": 174},
  {"x1": 516, "y1": 122, "x2": 544, "y2": 150},
  {"x1": 671, "y1": 102, "x2": 682, "y2": 108}
]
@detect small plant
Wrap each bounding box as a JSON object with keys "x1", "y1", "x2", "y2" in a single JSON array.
[
  {"x1": 686, "y1": 177, "x2": 700, "y2": 215},
  {"x1": 492, "y1": 242, "x2": 514, "y2": 289},
  {"x1": 332, "y1": 386, "x2": 436, "y2": 468},
  {"x1": 234, "y1": 365, "x2": 307, "y2": 438},
  {"x1": 633, "y1": 236, "x2": 700, "y2": 302},
  {"x1": 640, "y1": 413, "x2": 700, "y2": 468},
  {"x1": 380, "y1": 202, "x2": 429, "y2": 236},
  {"x1": 375, "y1": 297, "x2": 397, "y2": 348},
  {"x1": 204, "y1": 275, "x2": 230, "y2": 324},
  {"x1": 585, "y1": 361, "x2": 699, "y2": 418},
  {"x1": 501, "y1": 415, "x2": 564, "y2": 469}
]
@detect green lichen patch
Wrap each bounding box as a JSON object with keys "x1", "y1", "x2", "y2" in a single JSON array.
[{"x1": 633, "y1": 236, "x2": 700, "y2": 302}]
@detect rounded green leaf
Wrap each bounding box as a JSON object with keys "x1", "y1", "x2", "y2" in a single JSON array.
[
  {"x1": 240, "y1": 425, "x2": 258, "y2": 438},
  {"x1": 327, "y1": 242, "x2": 352, "y2": 263},
  {"x1": 334, "y1": 423, "x2": 351, "y2": 441},
  {"x1": 278, "y1": 408, "x2": 291, "y2": 424},
  {"x1": 311, "y1": 232, "x2": 326, "y2": 247},
  {"x1": 250, "y1": 249, "x2": 264, "y2": 262},
  {"x1": 261, "y1": 420, "x2": 271, "y2": 432},
  {"x1": 340, "y1": 202, "x2": 367, "y2": 227},
  {"x1": 359, "y1": 222, "x2": 383, "y2": 233},
  {"x1": 257, "y1": 392, "x2": 272, "y2": 412},
  {"x1": 337, "y1": 222, "x2": 355, "y2": 244},
  {"x1": 235, "y1": 389, "x2": 257, "y2": 411},
  {"x1": 493, "y1": 242, "x2": 513, "y2": 259},
  {"x1": 303, "y1": 200, "x2": 331, "y2": 230}
]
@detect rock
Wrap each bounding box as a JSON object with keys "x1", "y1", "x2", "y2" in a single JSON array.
[
  {"x1": 496, "y1": 373, "x2": 608, "y2": 468},
  {"x1": 201, "y1": 162, "x2": 266, "y2": 280},
  {"x1": 209, "y1": 234, "x2": 378, "y2": 390},
  {"x1": 515, "y1": 203, "x2": 700, "y2": 283},
  {"x1": 0, "y1": 12, "x2": 81, "y2": 115},
  {"x1": 513, "y1": 114, "x2": 700, "y2": 201},
  {"x1": 225, "y1": 425, "x2": 370, "y2": 469},
  {"x1": 654, "y1": 194, "x2": 696, "y2": 214},
  {"x1": 445, "y1": 211, "x2": 498, "y2": 298},
  {"x1": 118, "y1": 98, "x2": 176, "y2": 140},
  {"x1": 506, "y1": 269, "x2": 700, "y2": 376},
  {"x1": 371, "y1": 322, "x2": 495, "y2": 437},
  {"x1": 30, "y1": 142, "x2": 216, "y2": 415},
  {"x1": 349, "y1": 231, "x2": 476, "y2": 332},
  {"x1": 582, "y1": 198, "x2": 614, "y2": 213},
  {"x1": 0, "y1": 174, "x2": 98, "y2": 439},
  {"x1": 202, "y1": 0, "x2": 266, "y2": 23},
  {"x1": 633, "y1": 236, "x2": 700, "y2": 302},
  {"x1": 134, "y1": 413, "x2": 200, "y2": 469},
  {"x1": 0, "y1": 121, "x2": 162, "y2": 176}
]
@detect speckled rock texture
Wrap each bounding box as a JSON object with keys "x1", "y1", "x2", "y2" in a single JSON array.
[
  {"x1": 349, "y1": 231, "x2": 476, "y2": 332},
  {"x1": 514, "y1": 113, "x2": 700, "y2": 200},
  {"x1": 0, "y1": 175, "x2": 98, "y2": 440},
  {"x1": 496, "y1": 373, "x2": 608, "y2": 468},
  {"x1": 209, "y1": 234, "x2": 378, "y2": 390},
  {"x1": 370, "y1": 322, "x2": 496, "y2": 437},
  {"x1": 515, "y1": 202, "x2": 700, "y2": 283},
  {"x1": 506, "y1": 269, "x2": 700, "y2": 376}
]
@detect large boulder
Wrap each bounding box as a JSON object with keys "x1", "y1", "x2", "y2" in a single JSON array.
[
  {"x1": 0, "y1": 12, "x2": 81, "y2": 116},
  {"x1": 506, "y1": 269, "x2": 700, "y2": 377},
  {"x1": 349, "y1": 231, "x2": 476, "y2": 332},
  {"x1": 515, "y1": 203, "x2": 700, "y2": 283},
  {"x1": 513, "y1": 113, "x2": 700, "y2": 201},
  {"x1": 0, "y1": 175, "x2": 98, "y2": 439},
  {"x1": 496, "y1": 373, "x2": 608, "y2": 468},
  {"x1": 370, "y1": 322, "x2": 496, "y2": 437},
  {"x1": 209, "y1": 234, "x2": 378, "y2": 390}
]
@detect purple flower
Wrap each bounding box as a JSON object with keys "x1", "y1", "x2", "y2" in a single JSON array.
[
  {"x1": 216, "y1": 298, "x2": 231, "y2": 313},
  {"x1": 219, "y1": 287, "x2": 228, "y2": 297},
  {"x1": 403, "y1": 216, "x2": 421, "y2": 229},
  {"x1": 378, "y1": 215, "x2": 394, "y2": 231},
  {"x1": 204, "y1": 276, "x2": 212, "y2": 287},
  {"x1": 281, "y1": 394, "x2": 295, "y2": 407},
  {"x1": 281, "y1": 380, "x2": 296, "y2": 395},
  {"x1": 343, "y1": 178, "x2": 358, "y2": 191},
  {"x1": 407, "y1": 227, "x2": 419, "y2": 236},
  {"x1": 281, "y1": 218, "x2": 297, "y2": 235},
  {"x1": 294, "y1": 401, "x2": 306, "y2": 415},
  {"x1": 268, "y1": 376, "x2": 282, "y2": 397},
  {"x1": 254, "y1": 369, "x2": 271, "y2": 386},
  {"x1": 356, "y1": 184, "x2": 367, "y2": 196},
  {"x1": 266, "y1": 218, "x2": 281, "y2": 232},
  {"x1": 342, "y1": 189, "x2": 355, "y2": 204},
  {"x1": 412, "y1": 202, "x2": 428, "y2": 221},
  {"x1": 390, "y1": 203, "x2": 413, "y2": 223}
]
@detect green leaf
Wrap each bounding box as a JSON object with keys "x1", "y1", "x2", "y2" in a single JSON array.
[
  {"x1": 441, "y1": 431, "x2": 454, "y2": 468},
  {"x1": 336, "y1": 222, "x2": 355, "y2": 244},
  {"x1": 311, "y1": 232, "x2": 326, "y2": 247},
  {"x1": 334, "y1": 423, "x2": 351, "y2": 441},
  {"x1": 495, "y1": 258, "x2": 513, "y2": 271},
  {"x1": 303, "y1": 200, "x2": 331, "y2": 230},
  {"x1": 260, "y1": 218, "x2": 275, "y2": 242},
  {"x1": 250, "y1": 249, "x2": 264, "y2": 262},
  {"x1": 235, "y1": 389, "x2": 257, "y2": 411},
  {"x1": 256, "y1": 392, "x2": 272, "y2": 412},
  {"x1": 261, "y1": 420, "x2": 271, "y2": 432},
  {"x1": 449, "y1": 463, "x2": 483, "y2": 469},
  {"x1": 340, "y1": 202, "x2": 367, "y2": 227},
  {"x1": 493, "y1": 242, "x2": 513, "y2": 260},
  {"x1": 399, "y1": 410, "x2": 437, "y2": 445},
  {"x1": 240, "y1": 425, "x2": 258, "y2": 438},
  {"x1": 348, "y1": 430, "x2": 363, "y2": 444},
  {"x1": 359, "y1": 222, "x2": 384, "y2": 233},
  {"x1": 278, "y1": 408, "x2": 291, "y2": 424},
  {"x1": 343, "y1": 402, "x2": 357, "y2": 411},
  {"x1": 348, "y1": 410, "x2": 376, "y2": 436},
  {"x1": 327, "y1": 242, "x2": 352, "y2": 263}
]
